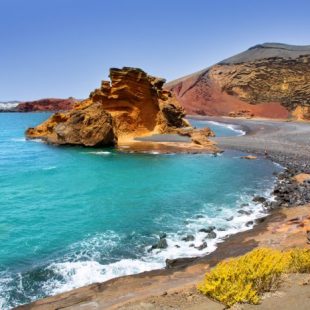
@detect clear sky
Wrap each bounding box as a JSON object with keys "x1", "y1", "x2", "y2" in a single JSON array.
[{"x1": 0, "y1": 0, "x2": 309, "y2": 101}]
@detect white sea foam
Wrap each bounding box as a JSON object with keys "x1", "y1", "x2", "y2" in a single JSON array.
[
  {"x1": 206, "y1": 120, "x2": 246, "y2": 136},
  {"x1": 37, "y1": 188, "x2": 275, "y2": 299},
  {"x1": 273, "y1": 161, "x2": 284, "y2": 169},
  {"x1": 30, "y1": 138, "x2": 44, "y2": 143},
  {"x1": 0, "y1": 183, "x2": 277, "y2": 307},
  {"x1": 45, "y1": 259, "x2": 162, "y2": 295},
  {"x1": 87, "y1": 151, "x2": 111, "y2": 156},
  {"x1": 141, "y1": 151, "x2": 161, "y2": 155},
  {"x1": 42, "y1": 166, "x2": 57, "y2": 171},
  {"x1": 0, "y1": 274, "x2": 14, "y2": 309},
  {"x1": 11, "y1": 137, "x2": 26, "y2": 142},
  {"x1": 149, "y1": 193, "x2": 270, "y2": 261}
]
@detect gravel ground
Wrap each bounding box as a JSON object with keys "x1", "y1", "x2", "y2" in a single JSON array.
[{"x1": 201, "y1": 117, "x2": 310, "y2": 172}]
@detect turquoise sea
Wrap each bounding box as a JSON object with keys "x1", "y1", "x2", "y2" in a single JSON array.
[{"x1": 0, "y1": 113, "x2": 281, "y2": 308}]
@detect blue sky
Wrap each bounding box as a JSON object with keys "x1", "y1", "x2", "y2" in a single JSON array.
[{"x1": 0, "y1": 0, "x2": 309, "y2": 100}]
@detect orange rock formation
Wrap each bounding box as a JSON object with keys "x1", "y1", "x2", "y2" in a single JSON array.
[{"x1": 26, "y1": 68, "x2": 199, "y2": 148}]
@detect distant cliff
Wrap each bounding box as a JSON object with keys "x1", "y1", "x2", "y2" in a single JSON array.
[
  {"x1": 16, "y1": 98, "x2": 76, "y2": 112},
  {"x1": 166, "y1": 43, "x2": 310, "y2": 120},
  {"x1": 0, "y1": 98, "x2": 76, "y2": 112}
]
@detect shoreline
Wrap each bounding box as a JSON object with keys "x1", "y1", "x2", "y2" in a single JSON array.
[
  {"x1": 201, "y1": 116, "x2": 310, "y2": 172},
  {"x1": 16, "y1": 117, "x2": 310, "y2": 309}
]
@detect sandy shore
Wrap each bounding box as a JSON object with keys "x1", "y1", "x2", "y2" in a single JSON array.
[{"x1": 16, "y1": 118, "x2": 310, "y2": 310}]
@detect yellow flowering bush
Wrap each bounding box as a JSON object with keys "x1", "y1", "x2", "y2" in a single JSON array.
[
  {"x1": 197, "y1": 247, "x2": 310, "y2": 307},
  {"x1": 287, "y1": 248, "x2": 310, "y2": 273}
]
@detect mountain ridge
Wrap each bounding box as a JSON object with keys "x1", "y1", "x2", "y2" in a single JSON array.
[{"x1": 166, "y1": 43, "x2": 310, "y2": 120}]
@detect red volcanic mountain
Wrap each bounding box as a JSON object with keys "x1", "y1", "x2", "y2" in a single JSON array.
[{"x1": 166, "y1": 43, "x2": 310, "y2": 120}]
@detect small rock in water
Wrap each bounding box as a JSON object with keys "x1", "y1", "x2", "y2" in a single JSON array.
[
  {"x1": 225, "y1": 216, "x2": 234, "y2": 221},
  {"x1": 189, "y1": 243, "x2": 195, "y2": 247},
  {"x1": 157, "y1": 238, "x2": 168, "y2": 249},
  {"x1": 206, "y1": 231, "x2": 217, "y2": 239},
  {"x1": 195, "y1": 215, "x2": 204, "y2": 219},
  {"x1": 159, "y1": 233, "x2": 167, "y2": 239},
  {"x1": 196, "y1": 241, "x2": 208, "y2": 250},
  {"x1": 175, "y1": 244, "x2": 180, "y2": 248},
  {"x1": 256, "y1": 217, "x2": 266, "y2": 224},
  {"x1": 217, "y1": 227, "x2": 226, "y2": 231},
  {"x1": 238, "y1": 209, "x2": 252, "y2": 215},
  {"x1": 182, "y1": 234, "x2": 195, "y2": 242},
  {"x1": 246, "y1": 220, "x2": 254, "y2": 227},
  {"x1": 199, "y1": 226, "x2": 216, "y2": 233},
  {"x1": 149, "y1": 238, "x2": 168, "y2": 251},
  {"x1": 240, "y1": 203, "x2": 249, "y2": 208},
  {"x1": 252, "y1": 196, "x2": 266, "y2": 203}
]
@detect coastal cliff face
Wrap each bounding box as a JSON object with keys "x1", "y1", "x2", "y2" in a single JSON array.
[
  {"x1": 26, "y1": 67, "x2": 191, "y2": 147},
  {"x1": 16, "y1": 98, "x2": 76, "y2": 112},
  {"x1": 166, "y1": 43, "x2": 310, "y2": 120}
]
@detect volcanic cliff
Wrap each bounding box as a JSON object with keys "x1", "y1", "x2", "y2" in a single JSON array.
[
  {"x1": 166, "y1": 43, "x2": 310, "y2": 120},
  {"x1": 16, "y1": 98, "x2": 77, "y2": 112},
  {"x1": 26, "y1": 67, "x2": 217, "y2": 151}
]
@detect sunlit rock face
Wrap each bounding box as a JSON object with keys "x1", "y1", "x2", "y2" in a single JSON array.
[
  {"x1": 26, "y1": 67, "x2": 190, "y2": 147},
  {"x1": 166, "y1": 43, "x2": 310, "y2": 120}
]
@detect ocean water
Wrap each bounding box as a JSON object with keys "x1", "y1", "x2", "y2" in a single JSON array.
[{"x1": 0, "y1": 113, "x2": 281, "y2": 308}]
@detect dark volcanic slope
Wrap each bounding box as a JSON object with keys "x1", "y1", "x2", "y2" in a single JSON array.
[
  {"x1": 166, "y1": 43, "x2": 310, "y2": 120},
  {"x1": 219, "y1": 43, "x2": 310, "y2": 64}
]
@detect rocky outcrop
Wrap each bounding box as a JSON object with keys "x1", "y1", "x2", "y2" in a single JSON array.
[
  {"x1": 26, "y1": 67, "x2": 194, "y2": 148},
  {"x1": 16, "y1": 98, "x2": 76, "y2": 112},
  {"x1": 26, "y1": 103, "x2": 116, "y2": 146},
  {"x1": 166, "y1": 43, "x2": 310, "y2": 120}
]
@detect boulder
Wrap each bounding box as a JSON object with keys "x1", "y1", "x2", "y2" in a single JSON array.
[
  {"x1": 149, "y1": 238, "x2": 168, "y2": 251},
  {"x1": 182, "y1": 235, "x2": 195, "y2": 242},
  {"x1": 238, "y1": 210, "x2": 252, "y2": 216},
  {"x1": 253, "y1": 196, "x2": 267, "y2": 203},
  {"x1": 206, "y1": 231, "x2": 217, "y2": 239},
  {"x1": 199, "y1": 226, "x2": 216, "y2": 233},
  {"x1": 195, "y1": 241, "x2": 208, "y2": 250},
  {"x1": 27, "y1": 103, "x2": 115, "y2": 147},
  {"x1": 246, "y1": 220, "x2": 254, "y2": 227}
]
